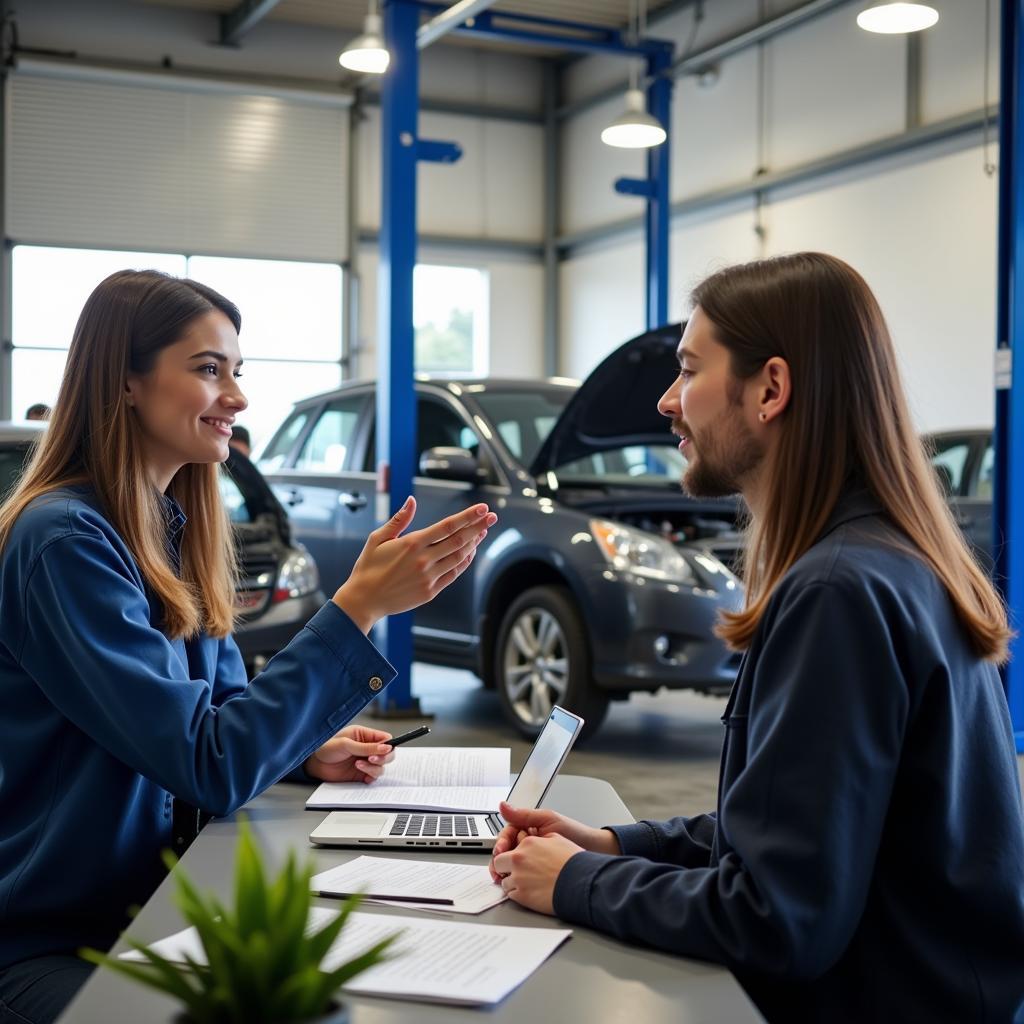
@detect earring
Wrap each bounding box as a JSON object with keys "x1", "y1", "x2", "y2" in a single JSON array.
[{"x1": 759, "y1": 412, "x2": 767, "y2": 422}]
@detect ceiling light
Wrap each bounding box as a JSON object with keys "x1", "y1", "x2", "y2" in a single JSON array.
[
  {"x1": 339, "y1": 11, "x2": 390, "y2": 74},
  {"x1": 856, "y1": 3, "x2": 939, "y2": 33},
  {"x1": 601, "y1": 88, "x2": 667, "y2": 149}
]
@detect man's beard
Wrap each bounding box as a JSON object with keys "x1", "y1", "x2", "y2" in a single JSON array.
[{"x1": 679, "y1": 409, "x2": 764, "y2": 499}]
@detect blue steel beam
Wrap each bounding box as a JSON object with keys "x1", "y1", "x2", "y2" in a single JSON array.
[
  {"x1": 414, "y1": 2, "x2": 671, "y2": 57},
  {"x1": 995, "y1": 0, "x2": 1024, "y2": 749},
  {"x1": 377, "y1": 0, "x2": 422, "y2": 714},
  {"x1": 645, "y1": 47, "x2": 673, "y2": 329}
]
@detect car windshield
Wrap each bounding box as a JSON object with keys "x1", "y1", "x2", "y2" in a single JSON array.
[{"x1": 473, "y1": 388, "x2": 687, "y2": 485}]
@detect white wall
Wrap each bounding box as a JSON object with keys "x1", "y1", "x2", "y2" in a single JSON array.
[{"x1": 559, "y1": 0, "x2": 999, "y2": 433}]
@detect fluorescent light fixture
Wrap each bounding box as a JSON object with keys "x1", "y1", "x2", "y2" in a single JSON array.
[
  {"x1": 856, "y1": 3, "x2": 939, "y2": 33},
  {"x1": 601, "y1": 88, "x2": 667, "y2": 149},
  {"x1": 339, "y1": 11, "x2": 390, "y2": 74}
]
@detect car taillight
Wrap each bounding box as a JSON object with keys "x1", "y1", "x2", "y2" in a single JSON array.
[{"x1": 271, "y1": 545, "x2": 320, "y2": 603}]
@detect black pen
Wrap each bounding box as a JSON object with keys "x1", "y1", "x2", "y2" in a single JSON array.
[
  {"x1": 387, "y1": 725, "x2": 430, "y2": 748},
  {"x1": 317, "y1": 890, "x2": 453, "y2": 906}
]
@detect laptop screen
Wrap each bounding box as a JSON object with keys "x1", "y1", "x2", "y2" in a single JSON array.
[{"x1": 503, "y1": 706, "x2": 583, "y2": 812}]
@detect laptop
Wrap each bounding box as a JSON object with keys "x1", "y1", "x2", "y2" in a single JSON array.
[{"x1": 308, "y1": 705, "x2": 584, "y2": 851}]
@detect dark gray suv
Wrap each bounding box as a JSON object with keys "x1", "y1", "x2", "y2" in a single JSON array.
[{"x1": 258, "y1": 326, "x2": 744, "y2": 738}]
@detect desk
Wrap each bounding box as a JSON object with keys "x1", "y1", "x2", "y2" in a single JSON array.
[{"x1": 59, "y1": 776, "x2": 762, "y2": 1023}]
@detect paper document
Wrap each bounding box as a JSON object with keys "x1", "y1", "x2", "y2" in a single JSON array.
[
  {"x1": 307, "y1": 747, "x2": 511, "y2": 812},
  {"x1": 122, "y1": 906, "x2": 571, "y2": 1006},
  {"x1": 312, "y1": 855, "x2": 508, "y2": 914}
]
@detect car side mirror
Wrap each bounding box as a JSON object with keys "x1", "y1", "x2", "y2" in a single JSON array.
[{"x1": 419, "y1": 446, "x2": 484, "y2": 483}]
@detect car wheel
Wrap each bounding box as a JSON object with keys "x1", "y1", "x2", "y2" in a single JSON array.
[{"x1": 494, "y1": 585, "x2": 608, "y2": 740}]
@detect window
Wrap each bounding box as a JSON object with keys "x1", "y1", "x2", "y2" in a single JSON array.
[
  {"x1": 414, "y1": 265, "x2": 488, "y2": 376},
  {"x1": 10, "y1": 246, "x2": 343, "y2": 446},
  {"x1": 293, "y1": 398, "x2": 365, "y2": 473},
  {"x1": 10, "y1": 246, "x2": 186, "y2": 419},
  {"x1": 218, "y1": 470, "x2": 251, "y2": 523},
  {"x1": 258, "y1": 409, "x2": 313, "y2": 472},
  {"x1": 976, "y1": 442, "x2": 995, "y2": 500},
  {"x1": 928, "y1": 437, "x2": 971, "y2": 496}
]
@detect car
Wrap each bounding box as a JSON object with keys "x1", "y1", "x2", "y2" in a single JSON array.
[
  {"x1": 256, "y1": 325, "x2": 745, "y2": 739},
  {"x1": 0, "y1": 421, "x2": 325, "y2": 675},
  {"x1": 925, "y1": 427, "x2": 994, "y2": 569}
]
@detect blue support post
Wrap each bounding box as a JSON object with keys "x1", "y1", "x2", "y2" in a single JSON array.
[
  {"x1": 645, "y1": 48, "x2": 673, "y2": 330},
  {"x1": 995, "y1": 0, "x2": 1024, "y2": 749},
  {"x1": 376, "y1": 0, "x2": 462, "y2": 714},
  {"x1": 376, "y1": 0, "x2": 422, "y2": 715}
]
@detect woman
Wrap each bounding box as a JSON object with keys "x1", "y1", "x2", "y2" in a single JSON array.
[
  {"x1": 490, "y1": 253, "x2": 1024, "y2": 1022},
  {"x1": 0, "y1": 270, "x2": 497, "y2": 1024}
]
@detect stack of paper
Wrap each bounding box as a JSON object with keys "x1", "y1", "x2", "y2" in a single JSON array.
[
  {"x1": 306, "y1": 747, "x2": 511, "y2": 813},
  {"x1": 122, "y1": 906, "x2": 571, "y2": 1006},
  {"x1": 311, "y1": 855, "x2": 507, "y2": 914}
]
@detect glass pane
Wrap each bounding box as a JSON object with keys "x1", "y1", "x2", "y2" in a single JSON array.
[
  {"x1": 187, "y1": 255, "x2": 342, "y2": 362},
  {"x1": 257, "y1": 409, "x2": 313, "y2": 471},
  {"x1": 473, "y1": 389, "x2": 572, "y2": 466},
  {"x1": 232, "y1": 359, "x2": 341, "y2": 452},
  {"x1": 976, "y1": 443, "x2": 995, "y2": 500},
  {"x1": 218, "y1": 469, "x2": 251, "y2": 523},
  {"x1": 414, "y1": 265, "x2": 489, "y2": 376},
  {"x1": 12, "y1": 349, "x2": 69, "y2": 422},
  {"x1": 929, "y1": 439, "x2": 970, "y2": 495},
  {"x1": 13, "y1": 246, "x2": 186, "y2": 349},
  {"x1": 294, "y1": 398, "x2": 365, "y2": 473}
]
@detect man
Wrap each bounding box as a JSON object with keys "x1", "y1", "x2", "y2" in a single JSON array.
[
  {"x1": 490, "y1": 253, "x2": 1024, "y2": 1022},
  {"x1": 24, "y1": 404, "x2": 50, "y2": 422},
  {"x1": 229, "y1": 424, "x2": 251, "y2": 458}
]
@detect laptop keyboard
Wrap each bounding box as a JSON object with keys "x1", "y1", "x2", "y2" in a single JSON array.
[{"x1": 389, "y1": 814, "x2": 479, "y2": 838}]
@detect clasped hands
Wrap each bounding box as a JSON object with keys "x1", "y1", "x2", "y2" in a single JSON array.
[{"x1": 488, "y1": 801, "x2": 622, "y2": 915}]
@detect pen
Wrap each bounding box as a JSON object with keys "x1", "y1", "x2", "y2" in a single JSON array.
[
  {"x1": 317, "y1": 891, "x2": 454, "y2": 906},
  {"x1": 387, "y1": 725, "x2": 431, "y2": 748}
]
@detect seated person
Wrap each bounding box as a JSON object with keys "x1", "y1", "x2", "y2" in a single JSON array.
[
  {"x1": 0, "y1": 269, "x2": 496, "y2": 1024},
  {"x1": 490, "y1": 252, "x2": 1024, "y2": 1023}
]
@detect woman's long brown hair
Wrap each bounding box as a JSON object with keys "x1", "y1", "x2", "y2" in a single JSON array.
[
  {"x1": 694, "y1": 252, "x2": 1010, "y2": 662},
  {"x1": 0, "y1": 270, "x2": 241, "y2": 639}
]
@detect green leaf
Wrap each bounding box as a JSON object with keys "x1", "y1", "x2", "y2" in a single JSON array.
[{"x1": 234, "y1": 820, "x2": 269, "y2": 939}]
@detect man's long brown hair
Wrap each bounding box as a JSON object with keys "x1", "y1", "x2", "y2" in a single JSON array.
[
  {"x1": 0, "y1": 270, "x2": 242, "y2": 639},
  {"x1": 694, "y1": 252, "x2": 1010, "y2": 662}
]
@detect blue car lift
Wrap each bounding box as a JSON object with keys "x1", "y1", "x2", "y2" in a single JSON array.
[
  {"x1": 375, "y1": 0, "x2": 674, "y2": 711},
  {"x1": 996, "y1": 0, "x2": 1024, "y2": 749}
]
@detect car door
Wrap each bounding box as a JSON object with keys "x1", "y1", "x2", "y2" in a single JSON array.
[
  {"x1": 960, "y1": 433, "x2": 994, "y2": 569},
  {"x1": 270, "y1": 393, "x2": 374, "y2": 593},
  {"x1": 361, "y1": 389, "x2": 499, "y2": 649}
]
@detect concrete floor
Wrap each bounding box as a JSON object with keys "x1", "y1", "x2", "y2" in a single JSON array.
[{"x1": 374, "y1": 664, "x2": 1024, "y2": 823}]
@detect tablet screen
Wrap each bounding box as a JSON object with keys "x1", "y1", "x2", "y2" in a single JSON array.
[{"x1": 503, "y1": 706, "x2": 583, "y2": 812}]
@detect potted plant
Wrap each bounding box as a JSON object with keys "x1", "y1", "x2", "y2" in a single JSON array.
[{"x1": 82, "y1": 821, "x2": 399, "y2": 1024}]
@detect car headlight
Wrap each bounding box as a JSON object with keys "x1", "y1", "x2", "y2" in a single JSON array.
[
  {"x1": 589, "y1": 519, "x2": 696, "y2": 585},
  {"x1": 273, "y1": 545, "x2": 320, "y2": 603}
]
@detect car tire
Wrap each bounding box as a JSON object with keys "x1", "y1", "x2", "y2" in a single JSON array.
[{"x1": 494, "y1": 585, "x2": 608, "y2": 740}]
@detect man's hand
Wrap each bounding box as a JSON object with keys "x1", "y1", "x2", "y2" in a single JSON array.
[
  {"x1": 491, "y1": 833, "x2": 585, "y2": 915},
  {"x1": 332, "y1": 498, "x2": 498, "y2": 634},
  {"x1": 304, "y1": 724, "x2": 396, "y2": 784},
  {"x1": 488, "y1": 802, "x2": 620, "y2": 882}
]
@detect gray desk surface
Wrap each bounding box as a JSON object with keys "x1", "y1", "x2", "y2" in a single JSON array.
[{"x1": 59, "y1": 776, "x2": 761, "y2": 1023}]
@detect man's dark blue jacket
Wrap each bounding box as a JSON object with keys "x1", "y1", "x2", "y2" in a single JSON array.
[
  {"x1": 0, "y1": 487, "x2": 394, "y2": 969},
  {"x1": 554, "y1": 494, "x2": 1024, "y2": 1022}
]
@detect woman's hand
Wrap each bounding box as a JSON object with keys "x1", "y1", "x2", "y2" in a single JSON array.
[
  {"x1": 304, "y1": 724, "x2": 396, "y2": 784},
  {"x1": 332, "y1": 497, "x2": 498, "y2": 634},
  {"x1": 488, "y1": 801, "x2": 621, "y2": 883}
]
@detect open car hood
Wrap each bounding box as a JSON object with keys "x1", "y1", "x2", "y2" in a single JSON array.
[{"x1": 529, "y1": 323, "x2": 682, "y2": 477}]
